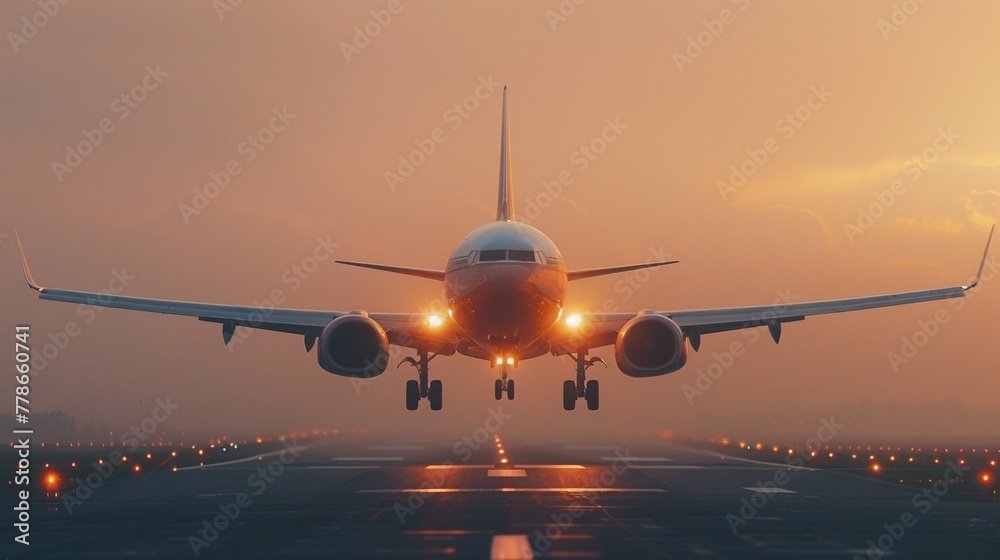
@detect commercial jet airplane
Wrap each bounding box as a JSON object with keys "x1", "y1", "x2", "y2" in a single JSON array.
[{"x1": 15, "y1": 88, "x2": 994, "y2": 411}]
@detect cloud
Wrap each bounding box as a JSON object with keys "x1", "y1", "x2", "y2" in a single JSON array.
[{"x1": 963, "y1": 189, "x2": 1000, "y2": 228}]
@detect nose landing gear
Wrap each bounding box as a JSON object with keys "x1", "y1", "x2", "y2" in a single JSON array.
[{"x1": 494, "y1": 363, "x2": 515, "y2": 400}]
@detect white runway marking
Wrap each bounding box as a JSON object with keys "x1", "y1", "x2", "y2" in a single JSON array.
[
  {"x1": 743, "y1": 487, "x2": 798, "y2": 494},
  {"x1": 368, "y1": 445, "x2": 425, "y2": 450},
  {"x1": 490, "y1": 535, "x2": 533, "y2": 559},
  {"x1": 487, "y1": 469, "x2": 527, "y2": 478}
]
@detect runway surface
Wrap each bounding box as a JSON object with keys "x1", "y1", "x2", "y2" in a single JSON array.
[{"x1": 11, "y1": 434, "x2": 1000, "y2": 559}]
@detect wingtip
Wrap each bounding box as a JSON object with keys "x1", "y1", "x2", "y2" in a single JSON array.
[
  {"x1": 963, "y1": 223, "x2": 994, "y2": 291},
  {"x1": 12, "y1": 227, "x2": 42, "y2": 292}
]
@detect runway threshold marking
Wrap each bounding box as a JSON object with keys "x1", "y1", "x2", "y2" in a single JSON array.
[
  {"x1": 743, "y1": 487, "x2": 798, "y2": 494},
  {"x1": 490, "y1": 535, "x2": 533, "y2": 560}
]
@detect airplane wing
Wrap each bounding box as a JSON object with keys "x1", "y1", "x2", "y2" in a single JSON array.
[
  {"x1": 13, "y1": 229, "x2": 456, "y2": 353},
  {"x1": 552, "y1": 226, "x2": 993, "y2": 353}
]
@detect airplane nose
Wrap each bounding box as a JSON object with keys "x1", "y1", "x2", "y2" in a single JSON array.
[{"x1": 484, "y1": 264, "x2": 535, "y2": 292}]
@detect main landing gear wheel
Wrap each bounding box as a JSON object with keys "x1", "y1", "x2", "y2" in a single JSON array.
[
  {"x1": 585, "y1": 379, "x2": 599, "y2": 410},
  {"x1": 405, "y1": 379, "x2": 419, "y2": 411},
  {"x1": 563, "y1": 380, "x2": 576, "y2": 411},
  {"x1": 428, "y1": 380, "x2": 443, "y2": 411},
  {"x1": 564, "y1": 351, "x2": 606, "y2": 411},
  {"x1": 399, "y1": 349, "x2": 442, "y2": 411},
  {"x1": 495, "y1": 379, "x2": 503, "y2": 400}
]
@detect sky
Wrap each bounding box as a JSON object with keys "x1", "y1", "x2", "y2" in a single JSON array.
[{"x1": 2, "y1": 0, "x2": 998, "y2": 444}]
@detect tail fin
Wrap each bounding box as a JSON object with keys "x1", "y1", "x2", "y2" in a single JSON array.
[{"x1": 496, "y1": 86, "x2": 514, "y2": 221}]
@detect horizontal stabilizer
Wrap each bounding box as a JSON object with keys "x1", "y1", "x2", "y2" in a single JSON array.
[
  {"x1": 566, "y1": 260, "x2": 679, "y2": 281},
  {"x1": 335, "y1": 260, "x2": 446, "y2": 281}
]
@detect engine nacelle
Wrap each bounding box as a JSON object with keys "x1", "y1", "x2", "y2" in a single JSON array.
[
  {"x1": 317, "y1": 313, "x2": 390, "y2": 378},
  {"x1": 614, "y1": 313, "x2": 688, "y2": 377}
]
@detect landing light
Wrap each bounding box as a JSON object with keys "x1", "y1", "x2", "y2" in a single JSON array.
[
  {"x1": 565, "y1": 314, "x2": 582, "y2": 328},
  {"x1": 495, "y1": 357, "x2": 503, "y2": 366},
  {"x1": 427, "y1": 314, "x2": 445, "y2": 328},
  {"x1": 506, "y1": 357, "x2": 514, "y2": 366}
]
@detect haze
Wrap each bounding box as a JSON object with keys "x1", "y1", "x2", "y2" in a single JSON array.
[{"x1": 2, "y1": 0, "x2": 998, "y2": 444}]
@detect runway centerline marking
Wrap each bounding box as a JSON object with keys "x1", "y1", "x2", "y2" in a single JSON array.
[
  {"x1": 367, "y1": 445, "x2": 425, "y2": 450},
  {"x1": 490, "y1": 535, "x2": 533, "y2": 560}
]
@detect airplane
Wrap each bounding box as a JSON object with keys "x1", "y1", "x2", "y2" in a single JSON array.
[{"x1": 14, "y1": 87, "x2": 995, "y2": 411}]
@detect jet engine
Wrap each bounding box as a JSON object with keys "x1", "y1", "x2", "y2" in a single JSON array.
[
  {"x1": 614, "y1": 313, "x2": 688, "y2": 377},
  {"x1": 317, "y1": 313, "x2": 390, "y2": 378}
]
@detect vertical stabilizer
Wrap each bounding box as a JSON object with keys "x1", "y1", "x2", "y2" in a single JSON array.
[{"x1": 496, "y1": 86, "x2": 514, "y2": 221}]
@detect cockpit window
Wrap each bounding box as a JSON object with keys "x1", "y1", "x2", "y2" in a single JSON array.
[
  {"x1": 508, "y1": 249, "x2": 536, "y2": 262},
  {"x1": 480, "y1": 249, "x2": 507, "y2": 262},
  {"x1": 473, "y1": 249, "x2": 540, "y2": 264}
]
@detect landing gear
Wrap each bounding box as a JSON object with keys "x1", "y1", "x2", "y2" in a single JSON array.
[
  {"x1": 399, "y1": 349, "x2": 442, "y2": 411},
  {"x1": 494, "y1": 363, "x2": 514, "y2": 400},
  {"x1": 428, "y1": 380, "x2": 442, "y2": 411},
  {"x1": 563, "y1": 350, "x2": 605, "y2": 411},
  {"x1": 563, "y1": 380, "x2": 576, "y2": 411},
  {"x1": 406, "y1": 379, "x2": 419, "y2": 410}
]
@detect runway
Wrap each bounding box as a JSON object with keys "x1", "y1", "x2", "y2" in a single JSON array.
[{"x1": 12, "y1": 435, "x2": 999, "y2": 559}]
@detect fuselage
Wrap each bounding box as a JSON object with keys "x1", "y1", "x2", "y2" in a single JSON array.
[{"x1": 445, "y1": 221, "x2": 566, "y2": 360}]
